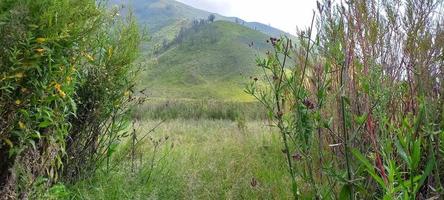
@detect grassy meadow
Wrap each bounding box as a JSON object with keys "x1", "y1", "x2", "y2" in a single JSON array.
[{"x1": 68, "y1": 112, "x2": 294, "y2": 199}]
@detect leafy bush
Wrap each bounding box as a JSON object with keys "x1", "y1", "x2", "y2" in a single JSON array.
[{"x1": 0, "y1": 0, "x2": 142, "y2": 198}]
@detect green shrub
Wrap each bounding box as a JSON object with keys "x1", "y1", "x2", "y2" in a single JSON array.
[{"x1": 0, "y1": 0, "x2": 142, "y2": 198}]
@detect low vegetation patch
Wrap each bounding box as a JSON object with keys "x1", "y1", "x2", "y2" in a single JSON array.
[{"x1": 135, "y1": 99, "x2": 267, "y2": 121}]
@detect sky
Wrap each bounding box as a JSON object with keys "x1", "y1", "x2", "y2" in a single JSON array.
[{"x1": 176, "y1": 0, "x2": 318, "y2": 35}]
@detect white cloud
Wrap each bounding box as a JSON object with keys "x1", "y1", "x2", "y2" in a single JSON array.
[{"x1": 176, "y1": 0, "x2": 317, "y2": 34}]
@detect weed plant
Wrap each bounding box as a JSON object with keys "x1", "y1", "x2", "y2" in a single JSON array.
[{"x1": 247, "y1": 0, "x2": 444, "y2": 199}]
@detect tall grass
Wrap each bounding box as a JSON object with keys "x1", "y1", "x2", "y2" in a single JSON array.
[{"x1": 68, "y1": 119, "x2": 294, "y2": 199}]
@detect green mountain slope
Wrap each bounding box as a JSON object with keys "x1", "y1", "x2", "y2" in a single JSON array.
[
  {"x1": 110, "y1": 0, "x2": 288, "y2": 101},
  {"x1": 130, "y1": 0, "x2": 223, "y2": 32},
  {"x1": 140, "y1": 21, "x2": 269, "y2": 101},
  {"x1": 112, "y1": 0, "x2": 292, "y2": 42}
]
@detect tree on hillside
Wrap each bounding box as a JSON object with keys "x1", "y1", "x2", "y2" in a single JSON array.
[
  {"x1": 208, "y1": 14, "x2": 215, "y2": 23},
  {"x1": 235, "y1": 17, "x2": 240, "y2": 24}
]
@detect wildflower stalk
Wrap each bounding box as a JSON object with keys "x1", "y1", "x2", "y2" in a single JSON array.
[{"x1": 275, "y1": 39, "x2": 299, "y2": 200}]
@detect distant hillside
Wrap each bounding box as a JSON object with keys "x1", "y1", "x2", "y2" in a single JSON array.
[
  {"x1": 140, "y1": 21, "x2": 269, "y2": 101},
  {"x1": 243, "y1": 22, "x2": 291, "y2": 38},
  {"x1": 111, "y1": 0, "x2": 293, "y2": 42},
  {"x1": 109, "y1": 0, "x2": 289, "y2": 101}
]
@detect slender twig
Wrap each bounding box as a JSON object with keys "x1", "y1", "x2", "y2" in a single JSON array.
[{"x1": 274, "y1": 39, "x2": 299, "y2": 200}]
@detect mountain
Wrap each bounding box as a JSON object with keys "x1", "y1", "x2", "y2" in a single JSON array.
[
  {"x1": 110, "y1": 0, "x2": 292, "y2": 101},
  {"x1": 139, "y1": 21, "x2": 269, "y2": 101},
  {"x1": 112, "y1": 0, "x2": 293, "y2": 43}
]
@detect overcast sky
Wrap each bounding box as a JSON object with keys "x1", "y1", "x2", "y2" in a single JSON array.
[{"x1": 176, "y1": 0, "x2": 317, "y2": 34}]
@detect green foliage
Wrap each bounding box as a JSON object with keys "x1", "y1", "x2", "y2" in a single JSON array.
[
  {"x1": 63, "y1": 9, "x2": 143, "y2": 182},
  {"x1": 247, "y1": 0, "x2": 444, "y2": 199},
  {"x1": 136, "y1": 99, "x2": 266, "y2": 121},
  {"x1": 0, "y1": 0, "x2": 142, "y2": 197}
]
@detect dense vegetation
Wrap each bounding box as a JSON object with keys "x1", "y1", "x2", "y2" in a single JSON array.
[
  {"x1": 247, "y1": 0, "x2": 444, "y2": 199},
  {"x1": 1, "y1": 0, "x2": 443, "y2": 199},
  {"x1": 0, "y1": 0, "x2": 141, "y2": 198},
  {"x1": 135, "y1": 99, "x2": 266, "y2": 121}
]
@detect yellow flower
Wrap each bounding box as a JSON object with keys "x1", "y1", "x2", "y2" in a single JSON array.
[
  {"x1": 36, "y1": 37, "x2": 46, "y2": 43},
  {"x1": 124, "y1": 91, "x2": 130, "y2": 96},
  {"x1": 66, "y1": 76, "x2": 72, "y2": 83},
  {"x1": 59, "y1": 90, "x2": 66, "y2": 98},
  {"x1": 53, "y1": 82, "x2": 66, "y2": 98},
  {"x1": 18, "y1": 121, "x2": 26, "y2": 129},
  {"x1": 15, "y1": 72, "x2": 24, "y2": 78},
  {"x1": 54, "y1": 83, "x2": 62, "y2": 92},
  {"x1": 15, "y1": 99, "x2": 21, "y2": 105},
  {"x1": 35, "y1": 48, "x2": 45, "y2": 54}
]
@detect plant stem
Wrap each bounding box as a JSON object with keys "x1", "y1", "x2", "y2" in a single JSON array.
[
  {"x1": 341, "y1": 56, "x2": 353, "y2": 200},
  {"x1": 275, "y1": 40, "x2": 299, "y2": 200}
]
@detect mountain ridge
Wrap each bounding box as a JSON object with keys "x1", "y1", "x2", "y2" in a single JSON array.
[{"x1": 111, "y1": 0, "x2": 294, "y2": 39}]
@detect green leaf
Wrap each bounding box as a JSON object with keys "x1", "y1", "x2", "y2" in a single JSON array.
[
  {"x1": 361, "y1": 80, "x2": 370, "y2": 94},
  {"x1": 387, "y1": 159, "x2": 396, "y2": 187},
  {"x1": 395, "y1": 140, "x2": 411, "y2": 166},
  {"x1": 31, "y1": 131, "x2": 42, "y2": 139},
  {"x1": 1, "y1": 137, "x2": 13, "y2": 148},
  {"x1": 416, "y1": 155, "x2": 435, "y2": 192},
  {"x1": 354, "y1": 114, "x2": 367, "y2": 125},
  {"x1": 107, "y1": 143, "x2": 119, "y2": 157},
  {"x1": 39, "y1": 120, "x2": 52, "y2": 128},
  {"x1": 29, "y1": 140, "x2": 36, "y2": 150},
  {"x1": 339, "y1": 184, "x2": 352, "y2": 200},
  {"x1": 323, "y1": 117, "x2": 333, "y2": 129},
  {"x1": 411, "y1": 139, "x2": 421, "y2": 169},
  {"x1": 342, "y1": 96, "x2": 351, "y2": 106},
  {"x1": 383, "y1": 194, "x2": 392, "y2": 200},
  {"x1": 351, "y1": 148, "x2": 386, "y2": 188}
]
